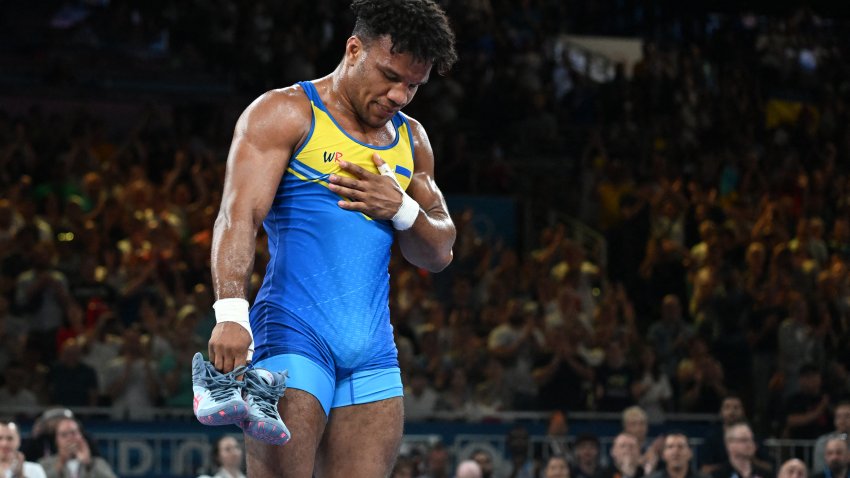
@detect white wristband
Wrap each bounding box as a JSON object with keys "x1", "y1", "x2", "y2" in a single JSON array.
[
  {"x1": 377, "y1": 163, "x2": 420, "y2": 231},
  {"x1": 213, "y1": 298, "x2": 254, "y2": 361}
]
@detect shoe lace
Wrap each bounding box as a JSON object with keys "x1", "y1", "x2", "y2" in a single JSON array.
[
  {"x1": 201, "y1": 364, "x2": 248, "y2": 402},
  {"x1": 245, "y1": 371, "x2": 286, "y2": 418}
]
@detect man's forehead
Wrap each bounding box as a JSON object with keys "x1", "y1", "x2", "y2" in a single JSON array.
[
  {"x1": 367, "y1": 36, "x2": 432, "y2": 79},
  {"x1": 826, "y1": 438, "x2": 849, "y2": 449}
]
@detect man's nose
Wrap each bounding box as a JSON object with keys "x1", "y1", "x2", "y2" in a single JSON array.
[{"x1": 386, "y1": 84, "x2": 408, "y2": 106}]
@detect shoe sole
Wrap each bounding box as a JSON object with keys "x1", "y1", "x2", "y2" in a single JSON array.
[
  {"x1": 242, "y1": 420, "x2": 291, "y2": 445},
  {"x1": 194, "y1": 398, "x2": 249, "y2": 426}
]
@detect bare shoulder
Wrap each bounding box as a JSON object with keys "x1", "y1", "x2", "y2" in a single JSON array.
[
  {"x1": 402, "y1": 114, "x2": 435, "y2": 176},
  {"x1": 402, "y1": 114, "x2": 432, "y2": 151},
  {"x1": 235, "y1": 85, "x2": 313, "y2": 152}
]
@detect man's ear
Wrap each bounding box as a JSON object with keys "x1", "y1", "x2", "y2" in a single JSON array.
[{"x1": 345, "y1": 36, "x2": 364, "y2": 66}]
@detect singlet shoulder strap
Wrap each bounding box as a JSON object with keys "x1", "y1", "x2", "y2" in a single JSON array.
[{"x1": 297, "y1": 81, "x2": 324, "y2": 109}]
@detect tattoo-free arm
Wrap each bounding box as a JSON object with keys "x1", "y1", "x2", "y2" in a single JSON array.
[
  {"x1": 396, "y1": 119, "x2": 455, "y2": 272},
  {"x1": 209, "y1": 88, "x2": 310, "y2": 372}
]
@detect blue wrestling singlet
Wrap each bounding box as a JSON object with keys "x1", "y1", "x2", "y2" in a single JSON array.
[{"x1": 250, "y1": 80, "x2": 415, "y2": 415}]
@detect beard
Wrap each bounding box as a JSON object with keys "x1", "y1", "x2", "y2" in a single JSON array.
[{"x1": 828, "y1": 463, "x2": 847, "y2": 477}]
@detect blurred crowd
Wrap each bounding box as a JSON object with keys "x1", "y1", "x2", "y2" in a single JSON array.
[{"x1": 2, "y1": 0, "x2": 850, "y2": 477}]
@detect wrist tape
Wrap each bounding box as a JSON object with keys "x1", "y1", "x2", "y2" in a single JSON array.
[
  {"x1": 377, "y1": 163, "x2": 420, "y2": 231},
  {"x1": 213, "y1": 298, "x2": 254, "y2": 360}
]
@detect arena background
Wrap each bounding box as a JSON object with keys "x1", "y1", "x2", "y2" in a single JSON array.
[{"x1": 2, "y1": 0, "x2": 850, "y2": 476}]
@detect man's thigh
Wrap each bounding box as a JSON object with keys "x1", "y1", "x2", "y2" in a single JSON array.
[
  {"x1": 245, "y1": 388, "x2": 327, "y2": 478},
  {"x1": 315, "y1": 397, "x2": 404, "y2": 478}
]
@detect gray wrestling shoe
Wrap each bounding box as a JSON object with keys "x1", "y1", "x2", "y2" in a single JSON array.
[
  {"x1": 191, "y1": 352, "x2": 249, "y2": 426},
  {"x1": 240, "y1": 368, "x2": 291, "y2": 446}
]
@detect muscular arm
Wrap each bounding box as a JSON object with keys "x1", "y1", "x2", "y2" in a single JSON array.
[
  {"x1": 209, "y1": 87, "x2": 310, "y2": 371},
  {"x1": 395, "y1": 119, "x2": 455, "y2": 272}
]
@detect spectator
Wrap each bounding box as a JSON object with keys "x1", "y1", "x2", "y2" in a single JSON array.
[
  {"x1": 633, "y1": 346, "x2": 673, "y2": 424},
  {"x1": 37, "y1": 417, "x2": 116, "y2": 478},
  {"x1": 391, "y1": 456, "x2": 415, "y2": 478},
  {"x1": 157, "y1": 310, "x2": 197, "y2": 408},
  {"x1": 47, "y1": 337, "x2": 98, "y2": 407},
  {"x1": 437, "y1": 368, "x2": 475, "y2": 419},
  {"x1": 621, "y1": 406, "x2": 664, "y2": 475},
  {"x1": 778, "y1": 297, "x2": 825, "y2": 397},
  {"x1": 710, "y1": 422, "x2": 773, "y2": 478},
  {"x1": 595, "y1": 341, "x2": 636, "y2": 412},
  {"x1": 544, "y1": 455, "x2": 570, "y2": 478},
  {"x1": 533, "y1": 325, "x2": 593, "y2": 412},
  {"x1": 473, "y1": 357, "x2": 515, "y2": 414},
  {"x1": 0, "y1": 296, "x2": 28, "y2": 372},
  {"x1": 79, "y1": 313, "x2": 122, "y2": 401},
  {"x1": 783, "y1": 364, "x2": 832, "y2": 439},
  {"x1": 776, "y1": 460, "x2": 807, "y2": 478},
  {"x1": 455, "y1": 460, "x2": 483, "y2": 478},
  {"x1": 19, "y1": 408, "x2": 74, "y2": 462},
  {"x1": 0, "y1": 362, "x2": 39, "y2": 410},
  {"x1": 828, "y1": 220, "x2": 850, "y2": 261},
  {"x1": 404, "y1": 368, "x2": 440, "y2": 421},
  {"x1": 601, "y1": 433, "x2": 644, "y2": 478},
  {"x1": 677, "y1": 338, "x2": 727, "y2": 413},
  {"x1": 647, "y1": 433, "x2": 709, "y2": 478},
  {"x1": 197, "y1": 435, "x2": 245, "y2": 478},
  {"x1": 471, "y1": 449, "x2": 497, "y2": 478},
  {"x1": 813, "y1": 402, "x2": 850, "y2": 473},
  {"x1": 14, "y1": 242, "x2": 71, "y2": 364},
  {"x1": 543, "y1": 411, "x2": 572, "y2": 461},
  {"x1": 487, "y1": 299, "x2": 544, "y2": 410},
  {"x1": 420, "y1": 442, "x2": 451, "y2": 478},
  {"x1": 571, "y1": 434, "x2": 602, "y2": 478},
  {"x1": 102, "y1": 325, "x2": 158, "y2": 420},
  {"x1": 505, "y1": 425, "x2": 539, "y2": 478},
  {"x1": 812, "y1": 435, "x2": 849, "y2": 478},
  {"x1": 701, "y1": 395, "x2": 773, "y2": 474},
  {"x1": 0, "y1": 421, "x2": 47, "y2": 478}
]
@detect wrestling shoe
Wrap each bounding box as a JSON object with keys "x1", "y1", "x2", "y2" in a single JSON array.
[
  {"x1": 240, "y1": 368, "x2": 291, "y2": 446},
  {"x1": 191, "y1": 352, "x2": 249, "y2": 426}
]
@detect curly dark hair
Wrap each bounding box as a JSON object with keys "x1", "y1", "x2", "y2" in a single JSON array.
[{"x1": 350, "y1": 0, "x2": 457, "y2": 75}]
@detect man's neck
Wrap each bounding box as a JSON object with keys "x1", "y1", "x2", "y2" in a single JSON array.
[
  {"x1": 619, "y1": 462, "x2": 639, "y2": 477},
  {"x1": 666, "y1": 466, "x2": 688, "y2": 478},
  {"x1": 730, "y1": 458, "x2": 752, "y2": 477},
  {"x1": 326, "y1": 68, "x2": 373, "y2": 134},
  {"x1": 829, "y1": 467, "x2": 848, "y2": 478}
]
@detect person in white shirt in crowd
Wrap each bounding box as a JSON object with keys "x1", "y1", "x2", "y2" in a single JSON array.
[
  {"x1": 403, "y1": 368, "x2": 439, "y2": 421},
  {"x1": 0, "y1": 421, "x2": 46, "y2": 478}
]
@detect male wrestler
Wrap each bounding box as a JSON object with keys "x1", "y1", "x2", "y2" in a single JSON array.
[{"x1": 207, "y1": 1, "x2": 457, "y2": 476}]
